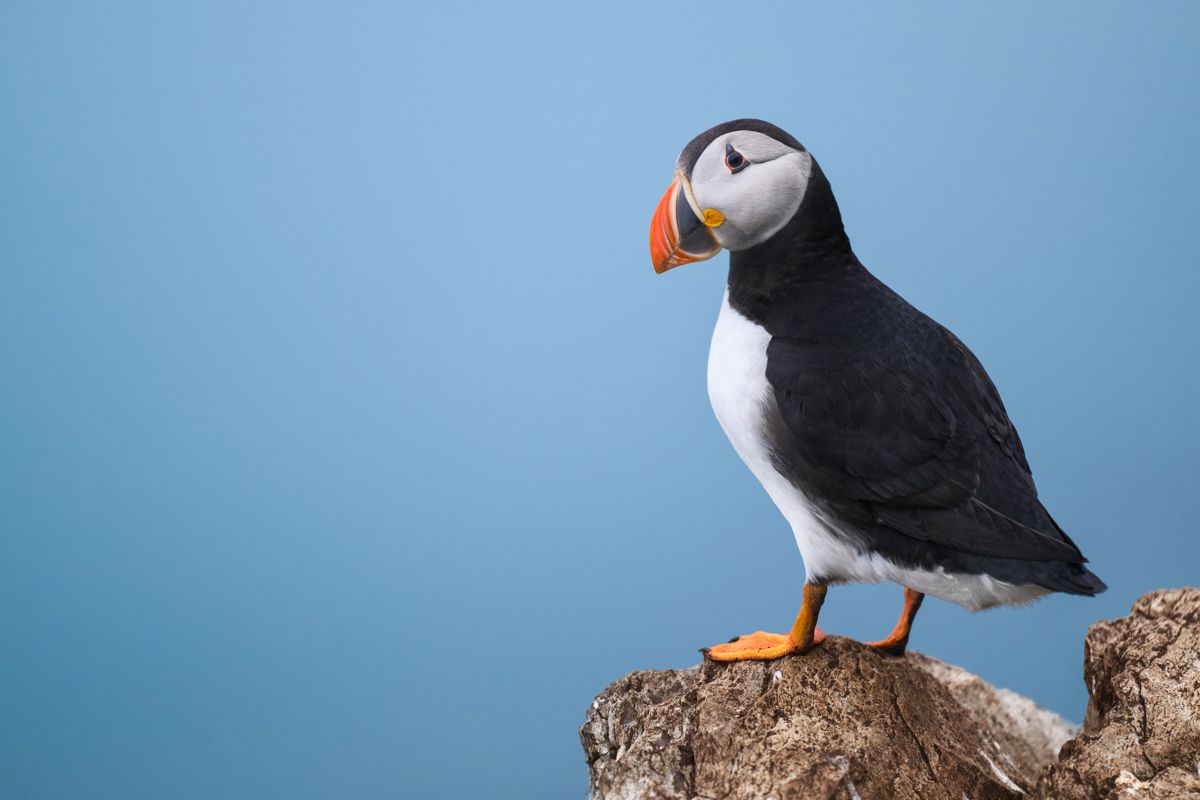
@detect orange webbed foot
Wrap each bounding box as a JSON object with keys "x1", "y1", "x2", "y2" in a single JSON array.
[
  {"x1": 703, "y1": 628, "x2": 826, "y2": 662},
  {"x1": 864, "y1": 633, "x2": 909, "y2": 657}
]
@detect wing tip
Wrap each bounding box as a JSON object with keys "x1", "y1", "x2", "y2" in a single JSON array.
[{"x1": 1046, "y1": 565, "x2": 1108, "y2": 596}]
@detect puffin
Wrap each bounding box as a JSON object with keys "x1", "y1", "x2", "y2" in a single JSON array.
[{"x1": 650, "y1": 119, "x2": 1105, "y2": 661}]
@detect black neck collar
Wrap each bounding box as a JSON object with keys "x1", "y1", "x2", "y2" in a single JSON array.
[{"x1": 726, "y1": 160, "x2": 869, "y2": 332}]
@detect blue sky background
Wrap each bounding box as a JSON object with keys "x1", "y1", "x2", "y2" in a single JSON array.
[{"x1": 2, "y1": 2, "x2": 1198, "y2": 798}]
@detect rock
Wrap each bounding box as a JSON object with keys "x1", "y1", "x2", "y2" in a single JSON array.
[
  {"x1": 580, "y1": 637, "x2": 1074, "y2": 800},
  {"x1": 1035, "y1": 588, "x2": 1200, "y2": 799},
  {"x1": 580, "y1": 590, "x2": 1200, "y2": 800}
]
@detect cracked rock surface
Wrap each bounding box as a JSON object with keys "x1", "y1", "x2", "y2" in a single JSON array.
[
  {"x1": 580, "y1": 589, "x2": 1200, "y2": 800},
  {"x1": 1036, "y1": 588, "x2": 1200, "y2": 799},
  {"x1": 580, "y1": 637, "x2": 1073, "y2": 799}
]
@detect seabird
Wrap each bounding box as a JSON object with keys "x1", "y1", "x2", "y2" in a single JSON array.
[{"x1": 650, "y1": 119, "x2": 1105, "y2": 660}]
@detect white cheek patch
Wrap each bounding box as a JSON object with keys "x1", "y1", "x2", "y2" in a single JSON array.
[{"x1": 689, "y1": 132, "x2": 813, "y2": 251}]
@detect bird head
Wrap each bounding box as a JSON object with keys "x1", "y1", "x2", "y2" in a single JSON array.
[{"x1": 650, "y1": 119, "x2": 814, "y2": 274}]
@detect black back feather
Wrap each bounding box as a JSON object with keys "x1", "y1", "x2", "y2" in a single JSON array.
[{"x1": 725, "y1": 146, "x2": 1105, "y2": 593}]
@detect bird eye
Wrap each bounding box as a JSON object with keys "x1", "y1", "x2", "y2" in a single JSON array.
[{"x1": 725, "y1": 144, "x2": 748, "y2": 174}]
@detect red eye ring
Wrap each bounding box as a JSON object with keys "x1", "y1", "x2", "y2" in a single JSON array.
[{"x1": 725, "y1": 143, "x2": 749, "y2": 174}]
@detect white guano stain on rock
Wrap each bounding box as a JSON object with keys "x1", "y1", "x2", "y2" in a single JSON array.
[
  {"x1": 824, "y1": 754, "x2": 861, "y2": 800},
  {"x1": 981, "y1": 751, "x2": 1024, "y2": 794}
]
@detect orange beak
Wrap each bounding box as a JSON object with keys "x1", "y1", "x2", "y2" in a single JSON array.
[{"x1": 649, "y1": 174, "x2": 722, "y2": 274}]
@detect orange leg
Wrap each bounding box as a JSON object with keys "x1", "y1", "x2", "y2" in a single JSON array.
[
  {"x1": 704, "y1": 583, "x2": 828, "y2": 662},
  {"x1": 866, "y1": 587, "x2": 925, "y2": 656}
]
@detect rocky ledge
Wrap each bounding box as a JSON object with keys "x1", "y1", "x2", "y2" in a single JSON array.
[{"x1": 580, "y1": 589, "x2": 1200, "y2": 800}]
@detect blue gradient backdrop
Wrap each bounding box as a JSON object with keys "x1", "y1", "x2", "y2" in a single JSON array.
[{"x1": 2, "y1": 2, "x2": 1198, "y2": 798}]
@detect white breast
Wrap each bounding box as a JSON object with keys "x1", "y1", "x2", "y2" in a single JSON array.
[
  {"x1": 705, "y1": 290, "x2": 1047, "y2": 610},
  {"x1": 707, "y1": 290, "x2": 840, "y2": 580}
]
